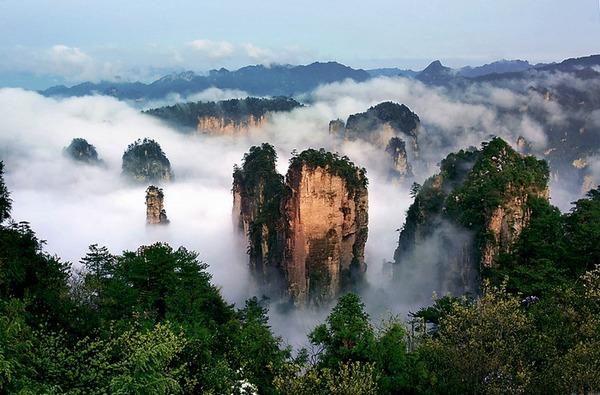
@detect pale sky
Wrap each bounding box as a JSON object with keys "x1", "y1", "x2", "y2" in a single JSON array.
[{"x1": 1, "y1": 0, "x2": 599, "y2": 89}]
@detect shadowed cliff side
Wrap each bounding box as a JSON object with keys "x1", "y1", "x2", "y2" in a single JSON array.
[
  {"x1": 393, "y1": 138, "x2": 549, "y2": 300},
  {"x1": 232, "y1": 143, "x2": 286, "y2": 296},
  {"x1": 63, "y1": 138, "x2": 102, "y2": 164},
  {"x1": 121, "y1": 138, "x2": 173, "y2": 183},
  {"x1": 330, "y1": 102, "x2": 420, "y2": 182}
]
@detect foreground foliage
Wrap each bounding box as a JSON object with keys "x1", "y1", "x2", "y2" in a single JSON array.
[{"x1": 1, "y1": 160, "x2": 599, "y2": 394}]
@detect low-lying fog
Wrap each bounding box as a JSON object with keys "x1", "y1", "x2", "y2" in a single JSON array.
[{"x1": 0, "y1": 75, "x2": 595, "y2": 347}]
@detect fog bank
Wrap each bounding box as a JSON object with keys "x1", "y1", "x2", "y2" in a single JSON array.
[{"x1": 1, "y1": 75, "x2": 594, "y2": 345}]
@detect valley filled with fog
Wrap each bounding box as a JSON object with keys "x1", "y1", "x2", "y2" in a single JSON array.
[{"x1": 1, "y1": 73, "x2": 598, "y2": 344}]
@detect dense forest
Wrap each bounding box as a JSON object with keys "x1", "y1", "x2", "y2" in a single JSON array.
[{"x1": 1, "y1": 156, "x2": 599, "y2": 393}]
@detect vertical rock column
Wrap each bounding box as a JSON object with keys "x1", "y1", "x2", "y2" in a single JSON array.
[
  {"x1": 283, "y1": 161, "x2": 368, "y2": 306},
  {"x1": 146, "y1": 186, "x2": 169, "y2": 225},
  {"x1": 233, "y1": 146, "x2": 369, "y2": 306},
  {"x1": 232, "y1": 143, "x2": 285, "y2": 295}
]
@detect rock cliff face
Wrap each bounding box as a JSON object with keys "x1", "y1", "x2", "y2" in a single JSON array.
[
  {"x1": 232, "y1": 144, "x2": 285, "y2": 295},
  {"x1": 144, "y1": 97, "x2": 303, "y2": 133},
  {"x1": 197, "y1": 114, "x2": 267, "y2": 135},
  {"x1": 480, "y1": 186, "x2": 548, "y2": 267},
  {"x1": 386, "y1": 137, "x2": 413, "y2": 181},
  {"x1": 331, "y1": 102, "x2": 420, "y2": 181},
  {"x1": 393, "y1": 138, "x2": 549, "y2": 297},
  {"x1": 328, "y1": 119, "x2": 345, "y2": 135},
  {"x1": 344, "y1": 102, "x2": 420, "y2": 151},
  {"x1": 146, "y1": 186, "x2": 169, "y2": 225},
  {"x1": 64, "y1": 138, "x2": 101, "y2": 164},
  {"x1": 283, "y1": 159, "x2": 368, "y2": 305},
  {"x1": 233, "y1": 146, "x2": 368, "y2": 306}
]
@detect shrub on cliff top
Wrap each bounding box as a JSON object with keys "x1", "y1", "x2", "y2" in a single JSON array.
[{"x1": 288, "y1": 148, "x2": 368, "y2": 194}]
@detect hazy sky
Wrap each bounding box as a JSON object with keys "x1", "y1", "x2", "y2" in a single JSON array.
[{"x1": 1, "y1": 0, "x2": 599, "y2": 89}]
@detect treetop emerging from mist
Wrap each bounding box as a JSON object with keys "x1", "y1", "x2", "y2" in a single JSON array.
[
  {"x1": 121, "y1": 138, "x2": 173, "y2": 183},
  {"x1": 64, "y1": 137, "x2": 102, "y2": 164},
  {"x1": 345, "y1": 101, "x2": 420, "y2": 140}
]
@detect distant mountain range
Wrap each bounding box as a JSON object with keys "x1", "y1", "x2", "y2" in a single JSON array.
[
  {"x1": 41, "y1": 62, "x2": 370, "y2": 101},
  {"x1": 39, "y1": 55, "x2": 600, "y2": 102},
  {"x1": 415, "y1": 55, "x2": 600, "y2": 85}
]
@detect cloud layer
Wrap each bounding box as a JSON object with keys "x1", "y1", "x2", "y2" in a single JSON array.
[
  {"x1": 0, "y1": 40, "x2": 312, "y2": 88},
  {"x1": 1, "y1": 73, "x2": 596, "y2": 345}
]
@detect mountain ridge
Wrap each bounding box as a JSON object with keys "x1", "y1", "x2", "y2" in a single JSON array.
[{"x1": 38, "y1": 54, "x2": 600, "y2": 103}]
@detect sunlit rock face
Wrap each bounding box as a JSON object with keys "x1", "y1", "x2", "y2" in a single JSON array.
[
  {"x1": 233, "y1": 146, "x2": 368, "y2": 306},
  {"x1": 146, "y1": 186, "x2": 169, "y2": 225},
  {"x1": 196, "y1": 114, "x2": 268, "y2": 135},
  {"x1": 393, "y1": 138, "x2": 550, "y2": 298},
  {"x1": 144, "y1": 97, "x2": 303, "y2": 134},
  {"x1": 282, "y1": 162, "x2": 368, "y2": 306},
  {"x1": 480, "y1": 185, "x2": 549, "y2": 268}
]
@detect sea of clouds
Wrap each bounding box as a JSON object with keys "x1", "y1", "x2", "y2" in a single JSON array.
[{"x1": 1, "y1": 74, "x2": 596, "y2": 347}]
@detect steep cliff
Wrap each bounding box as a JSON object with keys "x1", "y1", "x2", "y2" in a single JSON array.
[
  {"x1": 145, "y1": 186, "x2": 169, "y2": 225},
  {"x1": 328, "y1": 118, "x2": 345, "y2": 135},
  {"x1": 445, "y1": 138, "x2": 550, "y2": 268},
  {"x1": 332, "y1": 102, "x2": 420, "y2": 182},
  {"x1": 232, "y1": 143, "x2": 285, "y2": 294},
  {"x1": 233, "y1": 146, "x2": 368, "y2": 306},
  {"x1": 344, "y1": 102, "x2": 420, "y2": 152},
  {"x1": 283, "y1": 149, "x2": 369, "y2": 305},
  {"x1": 197, "y1": 114, "x2": 267, "y2": 135},
  {"x1": 386, "y1": 137, "x2": 413, "y2": 181},
  {"x1": 393, "y1": 138, "x2": 549, "y2": 297}
]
